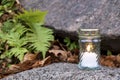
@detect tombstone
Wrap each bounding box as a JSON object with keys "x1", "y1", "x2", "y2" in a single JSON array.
[{"x1": 19, "y1": 0, "x2": 120, "y2": 54}]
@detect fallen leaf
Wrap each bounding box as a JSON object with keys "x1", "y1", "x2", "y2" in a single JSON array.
[
  {"x1": 22, "y1": 53, "x2": 37, "y2": 62},
  {"x1": 100, "y1": 56, "x2": 105, "y2": 65},
  {"x1": 7, "y1": 61, "x2": 35, "y2": 74},
  {"x1": 49, "y1": 50, "x2": 69, "y2": 61},
  {"x1": 52, "y1": 45, "x2": 60, "y2": 50},
  {"x1": 105, "y1": 55, "x2": 116, "y2": 61},
  {"x1": 32, "y1": 56, "x2": 51, "y2": 68},
  {"x1": 103, "y1": 60, "x2": 115, "y2": 67},
  {"x1": 9, "y1": 64, "x2": 20, "y2": 71},
  {"x1": 67, "y1": 55, "x2": 78, "y2": 63},
  {"x1": 116, "y1": 54, "x2": 120, "y2": 63},
  {"x1": 19, "y1": 61, "x2": 35, "y2": 70}
]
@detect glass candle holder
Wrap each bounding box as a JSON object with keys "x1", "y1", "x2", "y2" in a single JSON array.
[{"x1": 78, "y1": 29, "x2": 101, "y2": 70}]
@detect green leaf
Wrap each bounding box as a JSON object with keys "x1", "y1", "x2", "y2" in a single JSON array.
[
  {"x1": 69, "y1": 42, "x2": 77, "y2": 50},
  {"x1": 64, "y1": 37, "x2": 71, "y2": 46},
  {"x1": 26, "y1": 23, "x2": 54, "y2": 58},
  {"x1": 16, "y1": 10, "x2": 47, "y2": 26},
  {"x1": 64, "y1": 37, "x2": 79, "y2": 50},
  {"x1": 8, "y1": 47, "x2": 28, "y2": 61},
  {"x1": 107, "y1": 50, "x2": 112, "y2": 56},
  {"x1": 0, "y1": 12, "x2": 4, "y2": 17},
  {"x1": 6, "y1": 23, "x2": 28, "y2": 47},
  {"x1": 15, "y1": 9, "x2": 54, "y2": 58},
  {"x1": 0, "y1": 22, "x2": 28, "y2": 61},
  {"x1": 1, "y1": 20, "x2": 14, "y2": 33},
  {"x1": 1, "y1": 0, "x2": 15, "y2": 8},
  {"x1": 0, "y1": 53, "x2": 6, "y2": 59},
  {"x1": 0, "y1": 9, "x2": 53, "y2": 61}
]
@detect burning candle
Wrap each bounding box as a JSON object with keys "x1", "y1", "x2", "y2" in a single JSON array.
[
  {"x1": 80, "y1": 44, "x2": 98, "y2": 68},
  {"x1": 81, "y1": 52, "x2": 98, "y2": 67},
  {"x1": 78, "y1": 29, "x2": 101, "y2": 70}
]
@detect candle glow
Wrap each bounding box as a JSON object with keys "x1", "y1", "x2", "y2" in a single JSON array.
[
  {"x1": 81, "y1": 43, "x2": 98, "y2": 68},
  {"x1": 78, "y1": 29, "x2": 101, "y2": 69},
  {"x1": 86, "y1": 43, "x2": 93, "y2": 52}
]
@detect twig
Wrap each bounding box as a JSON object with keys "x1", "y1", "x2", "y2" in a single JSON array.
[{"x1": 57, "y1": 40, "x2": 67, "y2": 51}]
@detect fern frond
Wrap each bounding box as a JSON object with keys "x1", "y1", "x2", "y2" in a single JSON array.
[
  {"x1": 7, "y1": 23, "x2": 28, "y2": 47},
  {"x1": 0, "y1": 23, "x2": 28, "y2": 61},
  {"x1": 1, "y1": 20, "x2": 14, "y2": 33},
  {"x1": 7, "y1": 47, "x2": 28, "y2": 61},
  {"x1": 27, "y1": 23, "x2": 54, "y2": 58},
  {"x1": 15, "y1": 10, "x2": 47, "y2": 26}
]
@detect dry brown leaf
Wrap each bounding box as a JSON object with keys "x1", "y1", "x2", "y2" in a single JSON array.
[
  {"x1": 9, "y1": 64, "x2": 20, "y2": 71},
  {"x1": 32, "y1": 56, "x2": 51, "y2": 68},
  {"x1": 100, "y1": 56, "x2": 105, "y2": 65},
  {"x1": 67, "y1": 55, "x2": 78, "y2": 63},
  {"x1": 103, "y1": 60, "x2": 115, "y2": 67},
  {"x1": 116, "y1": 54, "x2": 120, "y2": 63},
  {"x1": 105, "y1": 55, "x2": 116, "y2": 61},
  {"x1": 52, "y1": 45, "x2": 60, "y2": 50},
  {"x1": 22, "y1": 53, "x2": 37, "y2": 62},
  {"x1": 49, "y1": 50, "x2": 70, "y2": 61},
  {"x1": 49, "y1": 50, "x2": 67, "y2": 56},
  {"x1": 5, "y1": 61, "x2": 36, "y2": 75},
  {"x1": 19, "y1": 61, "x2": 35, "y2": 70}
]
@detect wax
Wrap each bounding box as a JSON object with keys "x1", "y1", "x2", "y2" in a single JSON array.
[{"x1": 81, "y1": 52, "x2": 98, "y2": 68}]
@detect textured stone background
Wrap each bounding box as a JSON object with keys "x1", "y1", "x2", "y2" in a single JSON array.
[
  {"x1": 1, "y1": 63, "x2": 120, "y2": 80},
  {"x1": 19, "y1": 0, "x2": 120, "y2": 53},
  {"x1": 19, "y1": 0, "x2": 120, "y2": 38}
]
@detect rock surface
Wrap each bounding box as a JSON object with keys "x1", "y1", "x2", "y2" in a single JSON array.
[
  {"x1": 1, "y1": 63, "x2": 120, "y2": 80},
  {"x1": 19, "y1": 0, "x2": 120, "y2": 53}
]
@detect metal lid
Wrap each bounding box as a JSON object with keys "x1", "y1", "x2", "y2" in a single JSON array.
[{"x1": 78, "y1": 29, "x2": 100, "y2": 38}]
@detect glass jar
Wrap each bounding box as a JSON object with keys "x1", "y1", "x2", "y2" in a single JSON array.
[{"x1": 78, "y1": 29, "x2": 101, "y2": 70}]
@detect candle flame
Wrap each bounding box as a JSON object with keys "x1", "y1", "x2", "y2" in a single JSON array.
[{"x1": 86, "y1": 43, "x2": 93, "y2": 52}]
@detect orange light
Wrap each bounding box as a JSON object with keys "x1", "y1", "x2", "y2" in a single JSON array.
[{"x1": 86, "y1": 43, "x2": 93, "y2": 52}]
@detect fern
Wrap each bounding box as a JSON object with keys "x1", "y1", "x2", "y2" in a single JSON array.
[
  {"x1": 8, "y1": 47, "x2": 28, "y2": 61},
  {"x1": 1, "y1": 0, "x2": 15, "y2": 8},
  {"x1": 5, "y1": 23, "x2": 28, "y2": 47},
  {"x1": 0, "y1": 9, "x2": 54, "y2": 61},
  {"x1": 16, "y1": 10, "x2": 47, "y2": 26},
  {"x1": 0, "y1": 23, "x2": 28, "y2": 61},
  {"x1": 26, "y1": 23, "x2": 54, "y2": 58},
  {"x1": 16, "y1": 10, "x2": 54, "y2": 58},
  {"x1": 64, "y1": 37, "x2": 79, "y2": 50},
  {"x1": 1, "y1": 20, "x2": 14, "y2": 33}
]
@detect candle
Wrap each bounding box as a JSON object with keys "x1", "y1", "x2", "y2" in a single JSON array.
[
  {"x1": 81, "y1": 52, "x2": 98, "y2": 68},
  {"x1": 78, "y1": 29, "x2": 101, "y2": 69}
]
